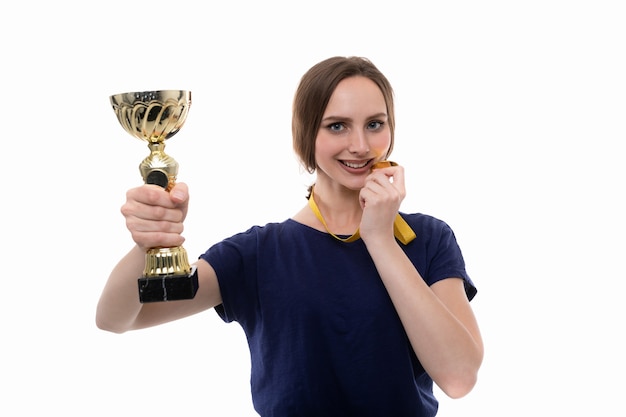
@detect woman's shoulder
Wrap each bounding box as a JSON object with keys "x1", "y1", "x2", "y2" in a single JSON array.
[
  {"x1": 400, "y1": 211, "x2": 450, "y2": 230},
  {"x1": 224, "y1": 218, "x2": 309, "y2": 241},
  {"x1": 399, "y1": 211, "x2": 461, "y2": 247}
]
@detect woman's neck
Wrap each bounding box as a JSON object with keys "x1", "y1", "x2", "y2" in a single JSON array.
[{"x1": 310, "y1": 182, "x2": 362, "y2": 235}]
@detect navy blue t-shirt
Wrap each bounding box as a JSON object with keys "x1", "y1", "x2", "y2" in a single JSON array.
[{"x1": 200, "y1": 213, "x2": 476, "y2": 417}]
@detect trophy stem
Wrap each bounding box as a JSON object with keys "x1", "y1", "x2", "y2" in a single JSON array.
[
  {"x1": 141, "y1": 142, "x2": 178, "y2": 191},
  {"x1": 148, "y1": 142, "x2": 166, "y2": 153}
]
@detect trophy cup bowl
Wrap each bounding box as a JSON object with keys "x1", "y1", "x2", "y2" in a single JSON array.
[{"x1": 110, "y1": 90, "x2": 198, "y2": 303}]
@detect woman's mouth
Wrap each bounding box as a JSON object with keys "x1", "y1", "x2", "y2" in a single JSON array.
[{"x1": 340, "y1": 159, "x2": 372, "y2": 169}]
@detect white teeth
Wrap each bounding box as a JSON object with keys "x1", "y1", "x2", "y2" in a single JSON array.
[{"x1": 343, "y1": 161, "x2": 367, "y2": 169}]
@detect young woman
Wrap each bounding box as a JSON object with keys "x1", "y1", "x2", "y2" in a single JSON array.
[{"x1": 96, "y1": 56, "x2": 483, "y2": 416}]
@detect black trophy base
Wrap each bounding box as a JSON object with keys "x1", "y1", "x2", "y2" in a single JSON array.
[{"x1": 138, "y1": 265, "x2": 199, "y2": 303}]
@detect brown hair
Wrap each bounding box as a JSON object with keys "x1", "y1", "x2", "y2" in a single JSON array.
[{"x1": 292, "y1": 56, "x2": 396, "y2": 174}]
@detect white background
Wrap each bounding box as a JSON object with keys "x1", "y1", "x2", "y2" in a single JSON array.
[{"x1": 2, "y1": 1, "x2": 625, "y2": 415}]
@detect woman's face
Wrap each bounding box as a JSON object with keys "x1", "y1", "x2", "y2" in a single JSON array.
[{"x1": 314, "y1": 76, "x2": 392, "y2": 191}]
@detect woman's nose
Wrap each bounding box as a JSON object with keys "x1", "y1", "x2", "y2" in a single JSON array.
[{"x1": 348, "y1": 131, "x2": 369, "y2": 154}]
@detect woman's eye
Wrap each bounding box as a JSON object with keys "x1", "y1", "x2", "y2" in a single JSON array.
[
  {"x1": 368, "y1": 121, "x2": 383, "y2": 130},
  {"x1": 329, "y1": 122, "x2": 344, "y2": 132}
]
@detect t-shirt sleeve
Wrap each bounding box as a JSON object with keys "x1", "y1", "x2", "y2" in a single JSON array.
[
  {"x1": 428, "y1": 221, "x2": 477, "y2": 301},
  {"x1": 199, "y1": 228, "x2": 260, "y2": 323},
  {"x1": 404, "y1": 214, "x2": 477, "y2": 301}
]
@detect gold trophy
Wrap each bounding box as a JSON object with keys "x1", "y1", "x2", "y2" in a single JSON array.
[{"x1": 110, "y1": 90, "x2": 198, "y2": 303}]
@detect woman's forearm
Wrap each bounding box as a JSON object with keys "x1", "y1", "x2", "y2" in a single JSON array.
[{"x1": 95, "y1": 245, "x2": 146, "y2": 333}]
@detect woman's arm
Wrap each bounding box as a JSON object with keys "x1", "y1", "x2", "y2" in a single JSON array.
[
  {"x1": 95, "y1": 183, "x2": 222, "y2": 333},
  {"x1": 365, "y1": 236, "x2": 483, "y2": 398},
  {"x1": 359, "y1": 165, "x2": 483, "y2": 398}
]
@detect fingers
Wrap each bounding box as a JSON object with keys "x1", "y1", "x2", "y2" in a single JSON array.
[
  {"x1": 359, "y1": 165, "x2": 407, "y2": 241},
  {"x1": 170, "y1": 182, "x2": 189, "y2": 205},
  {"x1": 363, "y1": 164, "x2": 406, "y2": 202},
  {"x1": 120, "y1": 183, "x2": 190, "y2": 250}
]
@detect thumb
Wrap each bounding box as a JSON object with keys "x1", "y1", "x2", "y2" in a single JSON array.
[{"x1": 170, "y1": 182, "x2": 189, "y2": 204}]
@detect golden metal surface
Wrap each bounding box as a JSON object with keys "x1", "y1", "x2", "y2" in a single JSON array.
[
  {"x1": 110, "y1": 90, "x2": 191, "y2": 143},
  {"x1": 110, "y1": 90, "x2": 191, "y2": 191},
  {"x1": 144, "y1": 247, "x2": 192, "y2": 277},
  {"x1": 110, "y1": 90, "x2": 193, "y2": 277},
  {"x1": 371, "y1": 160, "x2": 398, "y2": 170}
]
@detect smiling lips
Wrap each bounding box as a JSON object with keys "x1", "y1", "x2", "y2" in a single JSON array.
[
  {"x1": 342, "y1": 160, "x2": 371, "y2": 169},
  {"x1": 340, "y1": 159, "x2": 398, "y2": 171}
]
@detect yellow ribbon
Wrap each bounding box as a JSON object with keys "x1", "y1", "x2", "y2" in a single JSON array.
[{"x1": 308, "y1": 187, "x2": 416, "y2": 245}]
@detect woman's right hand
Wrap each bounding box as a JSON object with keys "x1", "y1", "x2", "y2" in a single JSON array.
[{"x1": 121, "y1": 182, "x2": 190, "y2": 251}]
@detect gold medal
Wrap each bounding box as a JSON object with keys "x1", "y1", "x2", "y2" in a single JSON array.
[{"x1": 371, "y1": 160, "x2": 398, "y2": 170}]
